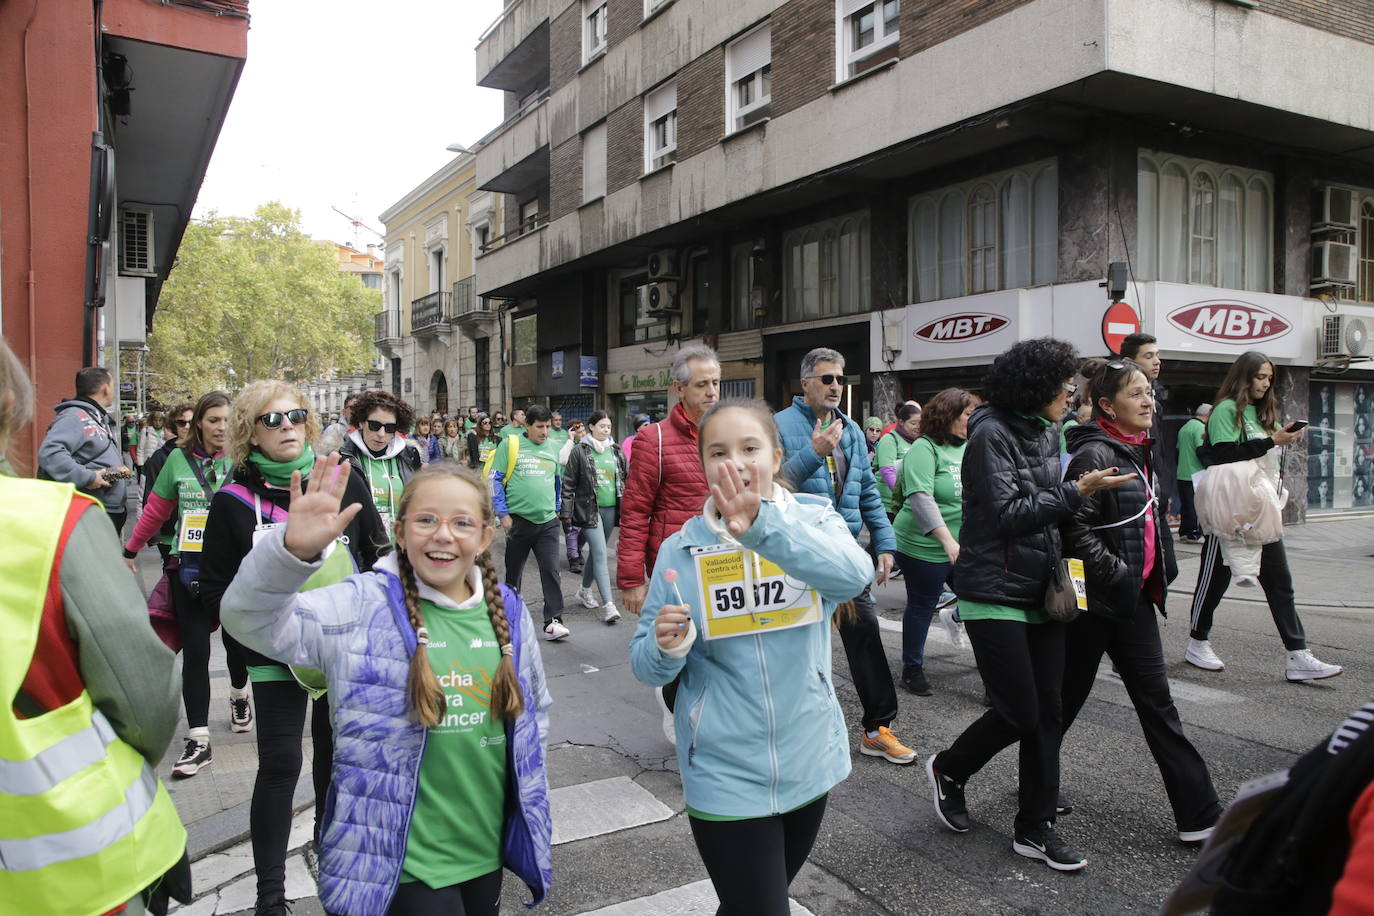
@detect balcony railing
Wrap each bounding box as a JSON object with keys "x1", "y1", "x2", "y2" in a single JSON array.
[
  {"x1": 410, "y1": 291, "x2": 452, "y2": 334},
  {"x1": 374, "y1": 308, "x2": 402, "y2": 343},
  {"x1": 453, "y1": 277, "x2": 478, "y2": 315},
  {"x1": 480, "y1": 212, "x2": 547, "y2": 254}
]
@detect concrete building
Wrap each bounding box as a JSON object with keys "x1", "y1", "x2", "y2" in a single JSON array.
[
  {"x1": 472, "y1": 0, "x2": 1374, "y2": 515},
  {"x1": 378, "y1": 152, "x2": 504, "y2": 419},
  {"x1": 333, "y1": 242, "x2": 384, "y2": 291}
]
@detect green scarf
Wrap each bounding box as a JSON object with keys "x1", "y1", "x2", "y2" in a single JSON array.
[{"x1": 248, "y1": 445, "x2": 316, "y2": 487}]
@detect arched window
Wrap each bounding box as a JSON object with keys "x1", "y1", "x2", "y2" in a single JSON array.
[
  {"x1": 1159, "y1": 162, "x2": 1189, "y2": 282},
  {"x1": 1190, "y1": 170, "x2": 1218, "y2": 285},
  {"x1": 1245, "y1": 176, "x2": 1271, "y2": 293},
  {"x1": 1000, "y1": 174, "x2": 1031, "y2": 289},
  {"x1": 968, "y1": 184, "x2": 997, "y2": 293},
  {"x1": 1217, "y1": 173, "x2": 1244, "y2": 289},
  {"x1": 1032, "y1": 163, "x2": 1058, "y2": 284},
  {"x1": 938, "y1": 190, "x2": 966, "y2": 300},
  {"x1": 783, "y1": 213, "x2": 869, "y2": 320},
  {"x1": 911, "y1": 199, "x2": 938, "y2": 302}
]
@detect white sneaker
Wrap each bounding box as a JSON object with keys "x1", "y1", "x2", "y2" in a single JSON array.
[
  {"x1": 1286, "y1": 648, "x2": 1343, "y2": 682},
  {"x1": 543, "y1": 620, "x2": 570, "y2": 641},
  {"x1": 655, "y1": 686, "x2": 676, "y2": 746},
  {"x1": 1185, "y1": 638, "x2": 1225, "y2": 671},
  {"x1": 602, "y1": 602, "x2": 621, "y2": 625},
  {"x1": 938, "y1": 605, "x2": 964, "y2": 648},
  {"x1": 575, "y1": 586, "x2": 599, "y2": 609}
]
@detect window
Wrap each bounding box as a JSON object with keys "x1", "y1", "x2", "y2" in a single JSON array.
[
  {"x1": 731, "y1": 241, "x2": 759, "y2": 329},
  {"x1": 644, "y1": 0, "x2": 671, "y2": 16},
  {"x1": 908, "y1": 159, "x2": 1059, "y2": 303},
  {"x1": 513, "y1": 314, "x2": 537, "y2": 365},
  {"x1": 476, "y1": 225, "x2": 490, "y2": 252},
  {"x1": 582, "y1": 123, "x2": 607, "y2": 203},
  {"x1": 782, "y1": 211, "x2": 871, "y2": 322},
  {"x1": 837, "y1": 0, "x2": 899, "y2": 80},
  {"x1": 429, "y1": 247, "x2": 444, "y2": 294},
  {"x1": 518, "y1": 198, "x2": 540, "y2": 235},
  {"x1": 726, "y1": 23, "x2": 771, "y2": 132},
  {"x1": 644, "y1": 81, "x2": 677, "y2": 172},
  {"x1": 619, "y1": 276, "x2": 668, "y2": 343},
  {"x1": 1361, "y1": 201, "x2": 1374, "y2": 302},
  {"x1": 389, "y1": 269, "x2": 402, "y2": 311},
  {"x1": 583, "y1": 1, "x2": 607, "y2": 62},
  {"x1": 1136, "y1": 151, "x2": 1273, "y2": 292}
]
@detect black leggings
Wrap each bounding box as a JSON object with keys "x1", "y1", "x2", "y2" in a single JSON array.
[
  {"x1": 1189, "y1": 535, "x2": 1306, "y2": 651},
  {"x1": 689, "y1": 795, "x2": 827, "y2": 916},
  {"x1": 251, "y1": 679, "x2": 333, "y2": 907},
  {"x1": 170, "y1": 563, "x2": 248, "y2": 730},
  {"x1": 384, "y1": 869, "x2": 503, "y2": 916}
]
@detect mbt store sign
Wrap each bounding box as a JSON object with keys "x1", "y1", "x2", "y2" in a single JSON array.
[
  {"x1": 1151, "y1": 284, "x2": 1302, "y2": 359},
  {"x1": 912, "y1": 313, "x2": 1008, "y2": 343}
]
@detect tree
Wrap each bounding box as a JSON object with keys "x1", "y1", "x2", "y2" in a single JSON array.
[{"x1": 147, "y1": 202, "x2": 380, "y2": 402}]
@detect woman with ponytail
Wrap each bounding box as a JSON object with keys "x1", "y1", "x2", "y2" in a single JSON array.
[{"x1": 220, "y1": 458, "x2": 552, "y2": 916}]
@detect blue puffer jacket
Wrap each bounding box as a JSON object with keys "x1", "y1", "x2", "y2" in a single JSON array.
[
  {"x1": 221, "y1": 531, "x2": 553, "y2": 916},
  {"x1": 629, "y1": 489, "x2": 872, "y2": 817},
  {"x1": 775, "y1": 397, "x2": 896, "y2": 555}
]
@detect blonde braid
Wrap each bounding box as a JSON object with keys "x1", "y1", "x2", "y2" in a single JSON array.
[
  {"x1": 478, "y1": 550, "x2": 525, "y2": 720},
  {"x1": 396, "y1": 549, "x2": 445, "y2": 727}
]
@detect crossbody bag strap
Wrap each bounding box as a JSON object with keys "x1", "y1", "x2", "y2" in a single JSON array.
[{"x1": 184, "y1": 449, "x2": 217, "y2": 501}]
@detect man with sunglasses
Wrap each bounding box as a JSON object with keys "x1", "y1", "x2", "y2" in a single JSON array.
[{"x1": 775, "y1": 347, "x2": 915, "y2": 767}]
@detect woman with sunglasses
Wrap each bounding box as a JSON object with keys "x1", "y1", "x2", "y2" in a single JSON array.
[
  {"x1": 123, "y1": 391, "x2": 251, "y2": 779},
  {"x1": 467, "y1": 414, "x2": 502, "y2": 469},
  {"x1": 141, "y1": 402, "x2": 194, "y2": 556},
  {"x1": 338, "y1": 390, "x2": 422, "y2": 535},
  {"x1": 199, "y1": 381, "x2": 387, "y2": 916}
]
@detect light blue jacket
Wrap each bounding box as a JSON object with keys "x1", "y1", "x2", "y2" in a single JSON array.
[
  {"x1": 775, "y1": 397, "x2": 896, "y2": 555},
  {"x1": 629, "y1": 491, "x2": 872, "y2": 817}
]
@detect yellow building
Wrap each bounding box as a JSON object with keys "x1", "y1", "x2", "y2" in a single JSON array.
[{"x1": 378, "y1": 151, "x2": 503, "y2": 417}]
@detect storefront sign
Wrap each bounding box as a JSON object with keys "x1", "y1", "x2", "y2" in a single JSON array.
[
  {"x1": 579, "y1": 356, "x2": 599, "y2": 388},
  {"x1": 551, "y1": 350, "x2": 565, "y2": 379},
  {"x1": 913, "y1": 313, "x2": 1008, "y2": 343},
  {"x1": 1150, "y1": 284, "x2": 1304, "y2": 360},
  {"x1": 609, "y1": 368, "x2": 673, "y2": 394},
  {"x1": 1166, "y1": 299, "x2": 1292, "y2": 345}
]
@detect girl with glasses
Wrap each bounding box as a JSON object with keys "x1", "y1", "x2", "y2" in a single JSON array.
[
  {"x1": 338, "y1": 390, "x2": 422, "y2": 536},
  {"x1": 122, "y1": 391, "x2": 250, "y2": 779},
  {"x1": 221, "y1": 460, "x2": 552, "y2": 916},
  {"x1": 197, "y1": 381, "x2": 388, "y2": 916},
  {"x1": 467, "y1": 414, "x2": 502, "y2": 470}
]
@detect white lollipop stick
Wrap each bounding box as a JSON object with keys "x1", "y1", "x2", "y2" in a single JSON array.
[{"x1": 663, "y1": 569, "x2": 687, "y2": 628}]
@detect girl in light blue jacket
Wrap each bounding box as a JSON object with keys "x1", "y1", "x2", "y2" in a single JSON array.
[{"x1": 629, "y1": 399, "x2": 872, "y2": 915}]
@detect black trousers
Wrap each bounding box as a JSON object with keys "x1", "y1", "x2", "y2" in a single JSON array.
[
  {"x1": 108, "y1": 510, "x2": 126, "y2": 536},
  {"x1": 1062, "y1": 596, "x2": 1221, "y2": 830},
  {"x1": 836, "y1": 583, "x2": 899, "y2": 732},
  {"x1": 935, "y1": 618, "x2": 1065, "y2": 831},
  {"x1": 1177, "y1": 480, "x2": 1201, "y2": 539},
  {"x1": 170, "y1": 562, "x2": 249, "y2": 730},
  {"x1": 251, "y1": 680, "x2": 333, "y2": 907},
  {"x1": 383, "y1": 869, "x2": 503, "y2": 916},
  {"x1": 504, "y1": 516, "x2": 565, "y2": 624},
  {"x1": 689, "y1": 795, "x2": 827, "y2": 916},
  {"x1": 1189, "y1": 535, "x2": 1306, "y2": 651}
]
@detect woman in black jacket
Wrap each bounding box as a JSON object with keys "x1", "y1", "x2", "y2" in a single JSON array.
[
  {"x1": 561, "y1": 410, "x2": 627, "y2": 623},
  {"x1": 926, "y1": 338, "x2": 1131, "y2": 873},
  {"x1": 1061, "y1": 358, "x2": 1221, "y2": 846},
  {"x1": 199, "y1": 380, "x2": 388, "y2": 916}
]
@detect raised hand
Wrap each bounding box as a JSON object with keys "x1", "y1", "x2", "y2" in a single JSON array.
[
  {"x1": 811, "y1": 419, "x2": 843, "y2": 457},
  {"x1": 283, "y1": 453, "x2": 363, "y2": 562},
  {"x1": 710, "y1": 460, "x2": 761, "y2": 536}
]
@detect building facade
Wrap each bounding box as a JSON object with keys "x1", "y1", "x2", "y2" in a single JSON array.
[
  {"x1": 473, "y1": 0, "x2": 1374, "y2": 515},
  {"x1": 378, "y1": 153, "x2": 504, "y2": 419}
]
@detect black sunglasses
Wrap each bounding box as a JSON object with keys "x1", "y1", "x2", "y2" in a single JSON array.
[
  {"x1": 257, "y1": 408, "x2": 309, "y2": 430},
  {"x1": 365, "y1": 419, "x2": 399, "y2": 433},
  {"x1": 806, "y1": 373, "x2": 852, "y2": 386},
  {"x1": 174, "y1": 419, "x2": 191, "y2": 428}
]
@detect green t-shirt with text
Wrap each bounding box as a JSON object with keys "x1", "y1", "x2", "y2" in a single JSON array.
[
  {"x1": 494, "y1": 434, "x2": 561, "y2": 523},
  {"x1": 893, "y1": 437, "x2": 966, "y2": 562},
  {"x1": 1176, "y1": 417, "x2": 1207, "y2": 481},
  {"x1": 1207, "y1": 400, "x2": 1269, "y2": 445},
  {"x1": 402, "y1": 598, "x2": 508, "y2": 889},
  {"x1": 355, "y1": 452, "x2": 403, "y2": 535},
  {"x1": 546, "y1": 428, "x2": 570, "y2": 452},
  {"x1": 592, "y1": 445, "x2": 620, "y2": 507},
  {"x1": 153, "y1": 448, "x2": 229, "y2": 553},
  {"x1": 874, "y1": 431, "x2": 913, "y2": 512}
]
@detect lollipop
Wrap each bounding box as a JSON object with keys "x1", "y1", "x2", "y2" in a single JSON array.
[{"x1": 663, "y1": 569, "x2": 687, "y2": 627}]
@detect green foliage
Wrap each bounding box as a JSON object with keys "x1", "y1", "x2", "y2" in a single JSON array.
[{"x1": 148, "y1": 202, "x2": 380, "y2": 402}]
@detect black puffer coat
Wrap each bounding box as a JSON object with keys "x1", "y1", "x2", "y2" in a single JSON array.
[
  {"x1": 1063, "y1": 422, "x2": 1177, "y2": 620},
  {"x1": 561, "y1": 438, "x2": 627, "y2": 529},
  {"x1": 953, "y1": 404, "x2": 1082, "y2": 610}
]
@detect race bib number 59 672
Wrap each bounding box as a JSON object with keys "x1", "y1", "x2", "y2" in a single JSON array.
[{"x1": 691, "y1": 544, "x2": 822, "y2": 640}]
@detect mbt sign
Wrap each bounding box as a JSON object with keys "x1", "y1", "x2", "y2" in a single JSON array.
[
  {"x1": 914, "y1": 313, "x2": 1008, "y2": 343},
  {"x1": 1166, "y1": 299, "x2": 1292, "y2": 345}
]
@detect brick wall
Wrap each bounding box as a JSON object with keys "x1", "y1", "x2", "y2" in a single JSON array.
[
  {"x1": 1263, "y1": 0, "x2": 1374, "y2": 46},
  {"x1": 900, "y1": 0, "x2": 1035, "y2": 57},
  {"x1": 607, "y1": 0, "x2": 639, "y2": 49},
  {"x1": 607, "y1": 97, "x2": 645, "y2": 193},
  {"x1": 772, "y1": 0, "x2": 833, "y2": 119},
  {"x1": 677, "y1": 46, "x2": 725, "y2": 158},
  {"x1": 550, "y1": 137, "x2": 583, "y2": 220},
  {"x1": 550, "y1": 4, "x2": 581, "y2": 93}
]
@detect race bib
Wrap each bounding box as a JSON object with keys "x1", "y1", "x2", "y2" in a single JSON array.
[
  {"x1": 691, "y1": 544, "x2": 822, "y2": 641},
  {"x1": 178, "y1": 512, "x2": 209, "y2": 553},
  {"x1": 1067, "y1": 557, "x2": 1088, "y2": 611}
]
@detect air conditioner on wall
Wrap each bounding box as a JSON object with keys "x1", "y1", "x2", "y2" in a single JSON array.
[
  {"x1": 1316, "y1": 186, "x2": 1358, "y2": 230},
  {"x1": 1319, "y1": 314, "x2": 1370, "y2": 360},
  {"x1": 641, "y1": 280, "x2": 680, "y2": 317},
  {"x1": 119, "y1": 207, "x2": 156, "y2": 277},
  {"x1": 647, "y1": 249, "x2": 679, "y2": 280},
  {"x1": 1312, "y1": 241, "x2": 1358, "y2": 286}
]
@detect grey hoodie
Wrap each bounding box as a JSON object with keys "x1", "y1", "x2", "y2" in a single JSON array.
[{"x1": 38, "y1": 397, "x2": 127, "y2": 511}]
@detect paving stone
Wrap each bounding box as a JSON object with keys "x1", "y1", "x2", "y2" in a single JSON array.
[
  {"x1": 214, "y1": 872, "x2": 256, "y2": 915},
  {"x1": 284, "y1": 854, "x2": 318, "y2": 901},
  {"x1": 580, "y1": 878, "x2": 814, "y2": 915},
  {"x1": 190, "y1": 849, "x2": 255, "y2": 893},
  {"x1": 549, "y1": 775, "x2": 674, "y2": 845}
]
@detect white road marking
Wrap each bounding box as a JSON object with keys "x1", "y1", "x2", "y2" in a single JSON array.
[
  {"x1": 581, "y1": 663, "x2": 601, "y2": 674},
  {"x1": 1095, "y1": 664, "x2": 1243, "y2": 705},
  {"x1": 550, "y1": 775, "x2": 674, "y2": 844},
  {"x1": 579, "y1": 878, "x2": 815, "y2": 915}
]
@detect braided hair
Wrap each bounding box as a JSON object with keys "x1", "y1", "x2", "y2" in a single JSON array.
[{"x1": 393, "y1": 462, "x2": 525, "y2": 726}]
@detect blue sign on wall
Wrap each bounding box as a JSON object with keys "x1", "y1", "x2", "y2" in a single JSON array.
[
  {"x1": 579, "y1": 356, "x2": 599, "y2": 388},
  {"x1": 551, "y1": 350, "x2": 565, "y2": 379}
]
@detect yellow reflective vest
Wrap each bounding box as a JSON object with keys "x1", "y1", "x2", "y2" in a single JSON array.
[{"x1": 0, "y1": 478, "x2": 186, "y2": 916}]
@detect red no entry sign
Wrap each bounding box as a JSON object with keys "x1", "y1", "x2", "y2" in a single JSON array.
[{"x1": 1102, "y1": 301, "x2": 1141, "y2": 354}]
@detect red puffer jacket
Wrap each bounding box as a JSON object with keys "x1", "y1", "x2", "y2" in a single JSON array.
[{"x1": 616, "y1": 402, "x2": 708, "y2": 589}]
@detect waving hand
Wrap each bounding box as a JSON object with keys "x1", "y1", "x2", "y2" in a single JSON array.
[{"x1": 284, "y1": 453, "x2": 363, "y2": 562}]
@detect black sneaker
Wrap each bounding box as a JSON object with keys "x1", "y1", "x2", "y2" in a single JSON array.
[
  {"x1": 902, "y1": 664, "x2": 933, "y2": 697},
  {"x1": 230, "y1": 695, "x2": 253, "y2": 733},
  {"x1": 1012, "y1": 822, "x2": 1087, "y2": 871},
  {"x1": 1056, "y1": 792, "x2": 1073, "y2": 817},
  {"x1": 255, "y1": 900, "x2": 292, "y2": 916},
  {"x1": 172, "y1": 738, "x2": 212, "y2": 778},
  {"x1": 926, "y1": 755, "x2": 970, "y2": 832}
]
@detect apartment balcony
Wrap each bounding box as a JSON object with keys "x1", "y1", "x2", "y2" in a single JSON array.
[
  {"x1": 452, "y1": 275, "x2": 500, "y2": 335},
  {"x1": 476, "y1": 93, "x2": 550, "y2": 193},
  {"x1": 476, "y1": 0, "x2": 549, "y2": 92},
  {"x1": 374, "y1": 308, "x2": 402, "y2": 346},
  {"x1": 410, "y1": 291, "x2": 452, "y2": 337}
]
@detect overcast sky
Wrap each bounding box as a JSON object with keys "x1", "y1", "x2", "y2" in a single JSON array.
[{"x1": 192, "y1": 0, "x2": 507, "y2": 247}]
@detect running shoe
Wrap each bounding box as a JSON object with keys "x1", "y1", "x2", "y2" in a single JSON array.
[
  {"x1": 901, "y1": 665, "x2": 933, "y2": 697},
  {"x1": 254, "y1": 900, "x2": 292, "y2": 916},
  {"x1": 568, "y1": 557, "x2": 584, "y2": 575},
  {"x1": 1180, "y1": 534, "x2": 1206, "y2": 545},
  {"x1": 172, "y1": 739, "x2": 212, "y2": 778},
  {"x1": 1285, "y1": 649, "x2": 1343, "y2": 682},
  {"x1": 938, "y1": 605, "x2": 964, "y2": 647},
  {"x1": 1177, "y1": 823, "x2": 1216, "y2": 844},
  {"x1": 1056, "y1": 793, "x2": 1073, "y2": 817},
  {"x1": 602, "y1": 602, "x2": 621, "y2": 625},
  {"x1": 926, "y1": 755, "x2": 970, "y2": 832},
  {"x1": 936, "y1": 590, "x2": 958, "y2": 608},
  {"x1": 1185, "y1": 638, "x2": 1225, "y2": 672},
  {"x1": 575, "y1": 586, "x2": 599, "y2": 609},
  {"x1": 230, "y1": 694, "x2": 253, "y2": 733},
  {"x1": 859, "y1": 726, "x2": 917, "y2": 764},
  {"x1": 1012, "y1": 822, "x2": 1087, "y2": 871},
  {"x1": 543, "y1": 620, "x2": 571, "y2": 641}
]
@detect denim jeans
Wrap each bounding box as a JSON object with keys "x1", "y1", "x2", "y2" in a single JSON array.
[
  {"x1": 893, "y1": 551, "x2": 949, "y2": 669},
  {"x1": 580, "y1": 505, "x2": 618, "y2": 605}
]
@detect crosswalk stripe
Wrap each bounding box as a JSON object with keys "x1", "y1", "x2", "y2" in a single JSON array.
[
  {"x1": 550, "y1": 775, "x2": 675, "y2": 845},
  {"x1": 578, "y1": 878, "x2": 815, "y2": 915}
]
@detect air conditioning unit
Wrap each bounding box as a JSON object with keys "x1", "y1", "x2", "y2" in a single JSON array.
[
  {"x1": 119, "y1": 206, "x2": 156, "y2": 277},
  {"x1": 1319, "y1": 314, "x2": 1370, "y2": 359},
  {"x1": 1316, "y1": 186, "x2": 1359, "y2": 230},
  {"x1": 1312, "y1": 241, "x2": 1358, "y2": 286},
  {"x1": 647, "y1": 249, "x2": 679, "y2": 280},
  {"x1": 642, "y1": 280, "x2": 680, "y2": 316}
]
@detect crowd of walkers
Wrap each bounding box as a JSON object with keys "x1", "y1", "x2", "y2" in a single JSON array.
[{"x1": 2, "y1": 328, "x2": 1363, "y2": 916}]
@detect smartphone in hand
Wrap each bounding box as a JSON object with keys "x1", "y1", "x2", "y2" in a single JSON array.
[{"x1": 1285, "y1": 420, "x2": 1309, "y2": 432}]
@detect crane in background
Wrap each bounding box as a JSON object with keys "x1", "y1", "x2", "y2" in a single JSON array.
[{"x1": 331, "y1": 205, "x2": 384, "y2": 250}]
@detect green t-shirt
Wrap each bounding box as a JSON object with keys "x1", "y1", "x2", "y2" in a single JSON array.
[
  {"x1": 494, "y1": 434, "x2": 561, "y2": 523},
  {"x1": 546, "y1": 428, "x2": 570, "y2": 452},
  {"x1": 498, "y1": 424, "x2": 524, "y2": 440},
  {"x1": 463, "y1": 418, "x2": 478, "y2": 432},
  {"x1": 1176, "y1": 417, "x2": 1207, "y2": 481},
  {"x1": 153, "y1": 448, "x2": 229, "y2": 554},
  {"x1": 1059, "y1": 418, "x2": 1079, "y2": 455},
  {"x1": 1207, "y1": 400, "x2": 1269, "y2": 445},
  {"x1": 402, "y1": 598, "x2": 508, "y2": 889},
  {"x1": 893, "y1": 437, "x2": 966, "y2": 562},
  {"x1": 874, "y1": 431, "x2": 914, "y2": 511},
  {"x1": 355, "y1": 452, "x2": 403, "y2": 534},
  {"x1": 591, "y1": 444, "x2": 620, "y2": 507},
  {"x1": 476, "y1": 437, "x2": 500, "y2": 467}
]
